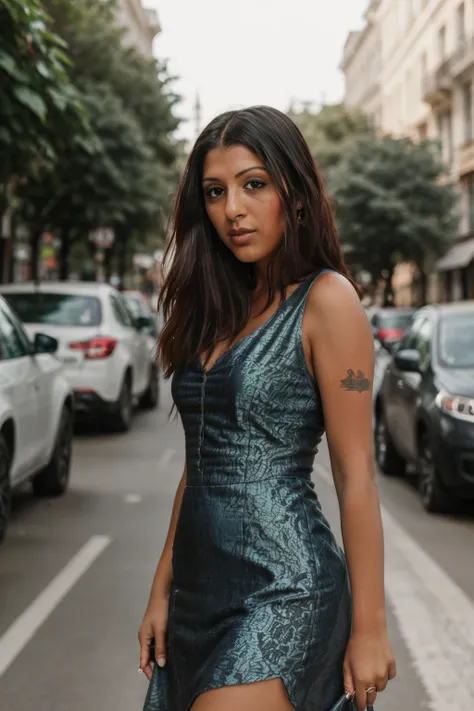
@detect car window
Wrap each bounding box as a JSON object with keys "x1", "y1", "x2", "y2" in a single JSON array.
[
  {"x1": 439, "y1": 312, "x2": 474, "y2": 367},
  {"x1": 1, "y1": 300, "x2": 32, "y2": 352},
  {"x1": 398, "y1": 318, "x2": 423, "y2": 350},
  {"x1": 4, "y1": 292, "x2": 102, "y2": 326},
  {"x1": 110, "y1": 295, "x2": 133, "y2": 328},
  {"x1": 413, "y1": 318, "x2": 433, "y2": 370},
  {"x1": 0, "y1": 306, "x2": 29, "y2": 359}
]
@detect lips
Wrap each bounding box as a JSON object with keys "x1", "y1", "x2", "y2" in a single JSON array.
[{"x1": 229, "y1": 229, "x2": 255, "y2": 245}]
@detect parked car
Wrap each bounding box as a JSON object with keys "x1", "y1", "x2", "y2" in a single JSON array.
[
  {"x1": 123, "y1": 290, "x2": 159, "y2": 343},
  {"x1": 0, "y1": 282, "x2": 159, "y2": 432},
  {"x1": 370, "y1": 307, "x2": 415, "y2": 351},
  {"x1": 374, "y1": 302, "x2": 474, "y2": 513},
  {"x1": 0, "y1": 295, "x2": 73, "y2": 543}
]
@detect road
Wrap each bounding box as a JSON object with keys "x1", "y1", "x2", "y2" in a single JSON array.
[{"x1": 0, "y1": 380, "x2": 473, "y2": 711}]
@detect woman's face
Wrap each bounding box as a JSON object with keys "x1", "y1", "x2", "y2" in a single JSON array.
[{"x1": 203, "y1": 145, "x2": 285, "y2": 264}]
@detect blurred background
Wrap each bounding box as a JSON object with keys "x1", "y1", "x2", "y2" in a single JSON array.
[{"x1": 0, "y1": 1, "x2": 473, "y2": 710}]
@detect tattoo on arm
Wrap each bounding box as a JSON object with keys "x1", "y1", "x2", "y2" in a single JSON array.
[{"x1": 340, "y1": 369, "x2": 370, "y2": 393}]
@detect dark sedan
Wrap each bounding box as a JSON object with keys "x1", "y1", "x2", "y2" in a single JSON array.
[{"x1": 374, "y1": 302, "x2": 474, "y2": 513}]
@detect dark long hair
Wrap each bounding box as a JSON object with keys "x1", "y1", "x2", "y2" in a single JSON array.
[{"x1": 159, "y1": 105, "x2": 355, "y2": 376}]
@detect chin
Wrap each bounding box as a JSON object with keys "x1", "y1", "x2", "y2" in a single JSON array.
[{"x1": 230, "y1": 245, "x2": 270, "y2": 264}]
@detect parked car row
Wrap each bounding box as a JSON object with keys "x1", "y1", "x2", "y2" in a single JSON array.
[
  {"x1": 373, "y1": 302, "x2": 474, "y2": 514},
  {"x1": 0, "y1": 281, "x2": 160, "y2": 545}
]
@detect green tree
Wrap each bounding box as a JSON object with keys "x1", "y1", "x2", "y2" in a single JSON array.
[
  {"x1": 19, "y1": 0, "x2": 180, "y2": 280},
  {"x1": 0, "y1": 0, "x2": 87, "y2": 217},
  {"x1": 331, "y1": 136, "x2": 460, "y2": 304},
  {"x1": 20, "y1": 82, "x2": 162, "y2": 281},
  {"x1": 289, "y1": 103, "x2": 374, "y2": 178}
]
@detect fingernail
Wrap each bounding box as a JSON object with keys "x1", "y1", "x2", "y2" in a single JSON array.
[{"x1": 157, "y1": 657, "x2": 166, "y2": 668}]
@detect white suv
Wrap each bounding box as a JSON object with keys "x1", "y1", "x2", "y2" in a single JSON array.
[
  {"x1": 0, "y1": 296, "x2": 73, "y2": 544},
  {"x1": 0, "y1": 282, "x2": 159, "y2": 432}
]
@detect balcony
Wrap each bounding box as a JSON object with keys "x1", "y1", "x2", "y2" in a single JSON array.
[
  {"x1": 145, "y1": 7, "x2": 161, "y2": 36},
  {"x1": 459, "y1": 140, "x2": 474, "y2": 177},
  {"x1": 422, "y1": 58, "x2": 454, "y2": 108},
  {"x1": 451, "y1": 35, "x2": 474, "y2": 81}
]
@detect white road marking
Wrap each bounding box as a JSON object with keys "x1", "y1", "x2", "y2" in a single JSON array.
[
  {"x1": 314, "y1": 463, "x2": 474, "y2": 711},
  {"x1": 0, "y1": 535, "x2": 111, "y2": 678},
  {"x1": 157, "y1": 448, "x2": 174, "y2": 468},
  {"x1": 124, "y1": 493, "x2": 142, "y2": 504}
]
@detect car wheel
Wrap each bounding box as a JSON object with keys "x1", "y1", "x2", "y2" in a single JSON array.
[
  {"x1": 0, "y1": 435, "x2": 12, "y2": 545},
  {"x1": 374, "y1": 409, "x2": 405, "y2": 476},
  {"x1": 417, "y1": 432, "x2": 453, "y2": 513},
  {"x1": 139, "y1": 365, "x2": 159, "y2": 410},
  {"x1": 33, "y1": 407, "x2": 73, "y2": 497},
  {"x1": 111, "y1": 376, "x2": 132, "y2": 432}
]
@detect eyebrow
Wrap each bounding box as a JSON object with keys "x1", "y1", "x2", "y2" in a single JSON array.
[{"x1": 202, "y1": 166, "x2": 268, "y2": 183}]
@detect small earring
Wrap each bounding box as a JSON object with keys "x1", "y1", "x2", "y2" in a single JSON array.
[{"x1": 297, "y1": 208, "x2": 304, "y2": 224}]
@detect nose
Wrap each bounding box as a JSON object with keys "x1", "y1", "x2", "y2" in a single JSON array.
[{"x1": 224, "y1": 187, "x2": 246, "y2": 221}]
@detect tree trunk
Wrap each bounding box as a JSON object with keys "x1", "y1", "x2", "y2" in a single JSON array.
[
  {"x1": 59, "y1": 229, "x2": 70, "y2": 281},
  {"x1": 117, "y1": 226, "x2": 130, "y2": 290},
  {"x1": 104, "y1": 243, "x2": 115, "y2": 282},
  {"x1": 7, "y1": 213, "x2": 17, "y2": 283},
  {"x1": 30, "y1": 228, "x2": 42, "y2": 283},
  {"x1": 382, "y1": 267, "x2": 394, "y2": 307},
  {"x1": 418, "y1": 268, "x2": 428, "y2": 306}
]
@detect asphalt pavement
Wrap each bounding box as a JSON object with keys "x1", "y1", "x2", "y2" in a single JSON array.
[{"x1": 0, "y1": 380, "x2": 473, "y2": 711}]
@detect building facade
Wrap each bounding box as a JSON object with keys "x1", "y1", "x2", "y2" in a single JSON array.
[
  {"x1": 115, "y1": 0, "x2": 160, "y2": 57},
  {"x1": 341, "y1": 0, "x2": 474, "y2": 303}
]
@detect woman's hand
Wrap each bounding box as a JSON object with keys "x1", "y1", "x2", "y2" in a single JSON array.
[
  {"x1": 138, "y1": 593, "x2": 170, "y2": 681},
  {"x1": 343, "y1": 628, "x2": 396, "y2": 710}
]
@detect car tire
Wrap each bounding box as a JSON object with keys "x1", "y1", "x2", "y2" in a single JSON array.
[
  {"x1": 374, "y1": 408, "x2": 405, "y2": 476},
  {"x1": 111, "y1": 375, "x2": 132, "y2": 432},
  {"x1": 139, "y1": 365, "x2": 159, "y2": 410},
  {"x1": 0, "y1": 435, "x2": 12, "y2": 545},
  {"x1": 417, "y1": 431, "x2": 453, "y2": 514},
  {"x1": 33, "y1": 407, "x2": 73, "y2": 498}
]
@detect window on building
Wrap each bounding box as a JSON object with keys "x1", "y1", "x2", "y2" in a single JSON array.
[
  {"x1": 463, "y1": 81, "x2": 473, "y2": 143},
  {"x1": 466, "y1": 177, "x2": 474, "y2": 233},
  {"x1": 457, "y1": 2, "x2": 465, "y2": 44},
  {"x1": 438, "y1": 25, "x2": 446, "y2": 61},
  {"x1": 437, "y1": 112, "x2": 453, "y2": 165}
]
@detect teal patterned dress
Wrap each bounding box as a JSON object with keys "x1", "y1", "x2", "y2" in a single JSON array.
[{"x1": 144, "y1": 270, "x2": 352, "y2": 711}]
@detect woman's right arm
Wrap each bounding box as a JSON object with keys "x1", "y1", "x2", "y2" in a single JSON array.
[{"x1": 138, "y1": 465, "x2": 187, "y2": 679}]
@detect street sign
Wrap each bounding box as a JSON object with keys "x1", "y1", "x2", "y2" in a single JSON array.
[{"x1": 90, "y1": 228, "x2": 115, "y2": 249}]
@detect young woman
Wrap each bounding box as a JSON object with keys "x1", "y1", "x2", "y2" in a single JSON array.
[{"x1": 139, "y1": 106, "x2": 396, "y2": 711}]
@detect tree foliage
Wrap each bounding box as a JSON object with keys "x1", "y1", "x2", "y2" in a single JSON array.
[
  {"x1": 12, "y1": 0, "x2": 181, "y2": 279},
  {"x1": 331, "y1": 136, "x2": 460, "y2": 296},
  {"x1": 288, "y1": 103, "x2": 374, "y2": 177},
  {"x1": 0, "y1": 0, "x2": 87, "y2": 214}
]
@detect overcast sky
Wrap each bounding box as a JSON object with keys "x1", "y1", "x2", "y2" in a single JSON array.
[{"x1": 148, "y1": 0, "x2": 368, "y2": 142}]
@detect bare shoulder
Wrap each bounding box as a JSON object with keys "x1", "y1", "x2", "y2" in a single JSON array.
[{"x1": 305, "y1": 271, "x2": 367, "y2": 329}]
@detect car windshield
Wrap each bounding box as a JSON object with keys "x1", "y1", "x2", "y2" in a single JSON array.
[
  {"x1": 4, "y1": 293, "x2": 102, "y2": 327},
  {"x1": 439, "y1": 313, "x2": 474, "y2": 367},
  {"x1": 379, "y1": 312, "x2": 414, "y2": 329}
]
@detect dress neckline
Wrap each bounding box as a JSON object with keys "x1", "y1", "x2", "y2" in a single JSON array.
[{"x1": 198, "y1": 274, "x2": 314, "y2": 375}]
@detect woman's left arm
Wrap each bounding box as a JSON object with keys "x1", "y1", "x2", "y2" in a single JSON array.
[{"x1": 305, "y1": 273, "x2": 396, "y2": 711}]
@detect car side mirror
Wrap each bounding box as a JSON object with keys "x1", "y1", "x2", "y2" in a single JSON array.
[
  {"x1": 394, "y1": 348, "x2": 420, "y2": 373},
  {"x1": 134, "y1": 315, "x2": 149, "y2": 331},
  {"x1": 34, "y1": 332, "x2": 58, "y2": 355}
]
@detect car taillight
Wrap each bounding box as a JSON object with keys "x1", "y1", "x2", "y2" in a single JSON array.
[
  {"x1": 69, "y1": 337, "x2": 117, "y2": 359},
  {"x1": 377, "y1": 327, "x2": 403, "y2": 341}
]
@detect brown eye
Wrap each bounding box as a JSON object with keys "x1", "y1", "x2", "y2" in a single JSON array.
[
  {"x1": 245, "y1": 179, "x2": 265, "y2": 190},
  {"x1": 205, "y1": 187, "x2": 224, "y2": 199}
]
